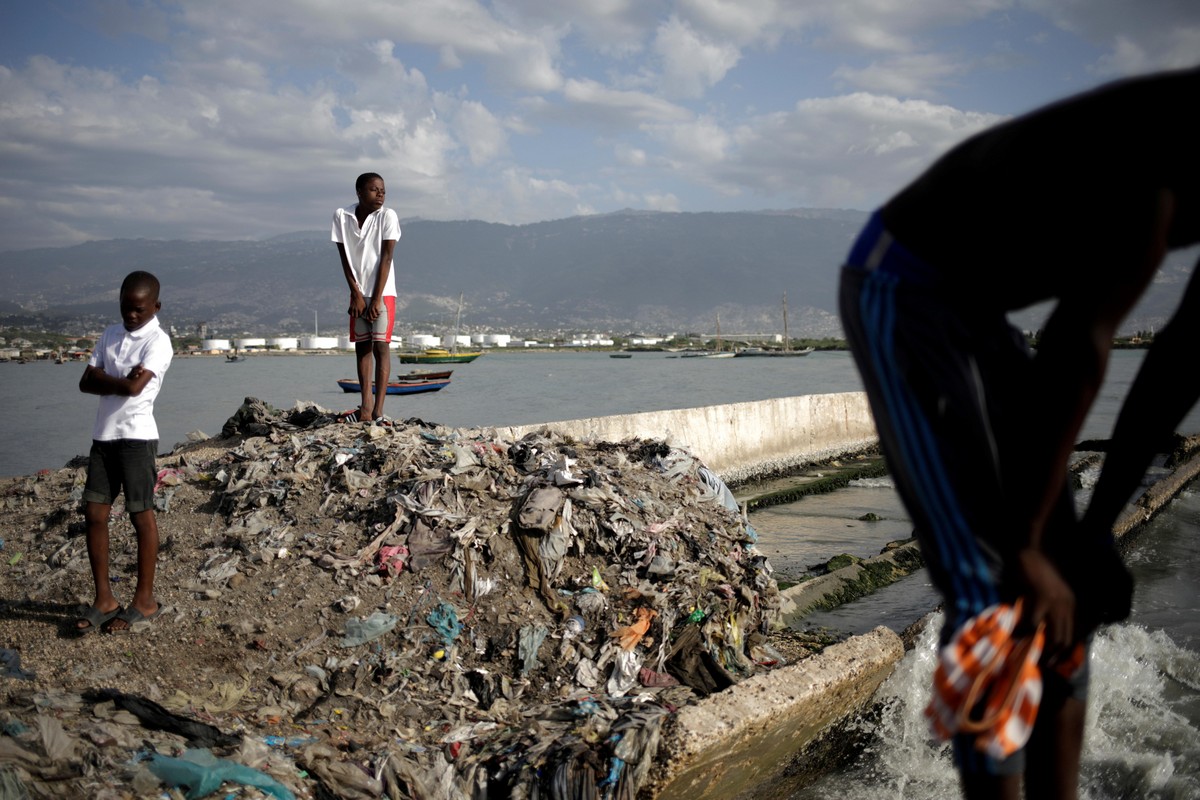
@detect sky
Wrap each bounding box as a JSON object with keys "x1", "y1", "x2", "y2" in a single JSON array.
[{"x1": 0, "y1": 1, "x2": 1197, "y2": 252}]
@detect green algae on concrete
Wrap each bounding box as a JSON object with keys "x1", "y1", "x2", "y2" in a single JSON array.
[
  {"x1": 734, "y1": 453, "x2": 888, "y2": 511},
  {"x1": 777, "y1": 539, "x2": 925, "y2": 626}
]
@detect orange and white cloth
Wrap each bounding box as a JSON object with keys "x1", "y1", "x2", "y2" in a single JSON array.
[{"x1": 926, "y1": 600, "x2": 1086, "y2": 761}]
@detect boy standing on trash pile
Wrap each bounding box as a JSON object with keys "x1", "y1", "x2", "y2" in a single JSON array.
[
  {"x1": 839, "y1": 66, "x2": 1200, "y2": 799},
  {"x1": 76, "y1": 270, "x2": 173, "y2": 633},
  {"x1": 332, "y1": 171, "x2": 400, "y2": 424}
]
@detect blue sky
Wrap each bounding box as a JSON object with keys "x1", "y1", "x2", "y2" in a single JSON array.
[{"x1": 0, "y1": 0, "x2": 1196, "y2": 251}]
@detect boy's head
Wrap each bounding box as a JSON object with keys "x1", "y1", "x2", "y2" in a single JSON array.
[
  {"x1": 355, "y1": 173, "x2": 386, "y2": 211},
  {"x1": 119, "y1": 271, "x2": 161, "y2": 332}
]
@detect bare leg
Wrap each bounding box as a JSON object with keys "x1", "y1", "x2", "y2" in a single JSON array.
[
  {"x1": 960, "y1": 772, "x2": 1020, "y2": 800},
  {"x1": 371, "y1": 340, "x2": 390, "y2": 419},
  {"x1": 1025, "y1": 692, "x2": 1085, "y2": 800},
  {"x1": 354, "y1": 340, "x2": 373, "y2": 419},
  {"x1": 79, "y1": 500, "x2": 120, "y2": 629},
  {"x1": 104, "y1": 508, "x2": 160, "y2": 631}
]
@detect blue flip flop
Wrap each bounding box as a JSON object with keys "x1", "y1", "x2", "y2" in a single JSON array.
[{"x1": 76, "y1": 605, "x2": 122, "y2": 635}]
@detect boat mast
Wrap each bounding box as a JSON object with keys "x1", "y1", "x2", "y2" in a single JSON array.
[
  {"x1": 782, "y1": 292, "x2": 790, "y2": 352},
  {"x1": 451, "y1": 293, "x2": 464, "y2": 354},
  {"x1": 716, "y1": 313, "x2": 722, "y2": 353}
]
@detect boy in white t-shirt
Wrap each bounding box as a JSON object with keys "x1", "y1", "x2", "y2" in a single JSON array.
[
  {"x1": 76, "y1": 271, "x2": 173, "y2": 633},
  {"x1": 332, "y1": 172, "x2": 401, "y2": 422}
]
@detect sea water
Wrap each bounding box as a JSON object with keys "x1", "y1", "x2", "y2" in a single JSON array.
[{"x1": 0, "y1": 349, "x2": 868, "y2": 478}]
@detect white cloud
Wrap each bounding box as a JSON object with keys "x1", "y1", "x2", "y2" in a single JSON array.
[
  {"x1": 493, "y1": 0, "x2": 657, "y2": 57},
  {"x1": 653, "y1": 15, "x2": 742, "y2": 97},
  {"x1": 557, "y1": 78, "x2": 692, "y2": 125},
  {"x1": 643, "y1": 192, "x2": 681, "y2": 211},
  {"x1": 810, "y1": 0, "x2": 1012, "y2": 52},
  {"x1": 449, "y1": 100, "x2": 510, "y2": 165},
  {"x1": 649, "y1": 93, "x2": 1003, "y2": 208},
  {"x1": 614, "y1": 144, "x2": 648, "y2": 166},
  {"x1": 174, "y1": 0, "x2": 565, "y2": 93},
  {"x1": 497, "y1": 168, "x2": 597, "y2": 221},
  {"x1": 1021, "y1": 0, "x2": 1200, "y2": 74},
  {"x1": 677, "y1": 0, "x2": 803, "y2": 45},
  {"x1": 1091, "y1": 28, "x2": 1200, "y2": 76},
  {"x1": 645, "y1": 116, "x2": 731, "y2": 164},
  {"x1": 833, "y1": 53, "x2": 966, "y2": 97},
  {"x1": 0, "y1": 0, "x2": 1195, "y2": 251}
]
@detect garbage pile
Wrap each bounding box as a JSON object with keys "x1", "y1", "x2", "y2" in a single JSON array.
[{"x1": 0, "y1": 397, "x2": 798, "y2": 799}]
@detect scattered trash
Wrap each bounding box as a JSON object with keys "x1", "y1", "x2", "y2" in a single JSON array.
[
  {"x1": 0, "y1": 396, "x2": 814, "y2": 799},
  {"x1": 0, "y1": 649, "x2": 34, "y2": 681},
  {"x1": 339, "y1": 611, "x2": 400, "y2": 647}
]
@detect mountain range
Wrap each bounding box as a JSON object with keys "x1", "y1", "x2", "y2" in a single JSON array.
[{"x1": 1, "y1": 208, "x2": 1194, "y2": 339}]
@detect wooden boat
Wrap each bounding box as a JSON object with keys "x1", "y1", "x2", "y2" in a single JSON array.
[
  {"x1": 337, "y1": 377, "x2": 450, "y2": 395},
  {"x1": 399, "y1": 293, "x2": 484, "y2": 364},
  {"x1": 395, "y1": 369, "x2": 453, "y2": 381},
  {"x1": 397, "y1": 347, "x2": 482, "y2": 364},
  {"x1": 734, "y1": 346, "x2": 814, "y2": 357},
  {"x1": 702, "y1": 313, "x2": 735, "y2": 357},
  {"x1": 734, "y1": 292, "x2": 815, "y2": 357},
  {"x1": 609, "y1": 353, "x2": 632, "y2": 359}
]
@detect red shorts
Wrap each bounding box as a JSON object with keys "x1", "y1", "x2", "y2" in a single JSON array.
[{"x1": 349, "y1": 296, "x2": 396, "y2": 343}]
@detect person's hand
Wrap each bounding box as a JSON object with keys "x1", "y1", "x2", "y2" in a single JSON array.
[
  {"x1": 1016, "y1": 548, "x2": 1075, "y2": 658},
  {"x1": 126, "y1": 364, "x2": 145, "y2": 381},
  {"x1": 348, "y1": 293, "x2": 367, "y2": 318},
  {"x1": 366, "y1": 298, "x2": 382, "y2": 322}
]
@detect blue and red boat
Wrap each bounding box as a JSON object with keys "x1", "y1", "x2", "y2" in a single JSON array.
[{"x1": 337, "y1": 376, "x2": 450, "y2": 395}]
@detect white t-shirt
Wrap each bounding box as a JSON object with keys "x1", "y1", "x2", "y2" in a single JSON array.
[
  {"x1": 88, "y1": 316, "x2": 173, "y2": 441},
  {"x1": 331, "y1": 204, "x2": 401, "y2": 298}
]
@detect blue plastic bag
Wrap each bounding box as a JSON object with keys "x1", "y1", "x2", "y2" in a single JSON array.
[{"x1": 147, "y1": 748, "x2": 295, "y2": 800}]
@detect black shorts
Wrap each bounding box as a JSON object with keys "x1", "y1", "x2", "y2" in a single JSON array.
[{"x1": 83, "y1": 439, "x2": 159, "y2": 513}]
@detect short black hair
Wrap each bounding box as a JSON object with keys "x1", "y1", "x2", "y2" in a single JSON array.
[
  {"x1": 356, "y1": 172, "x2": 384, "y2": 193},
  {"x1": 121, "y1": 270, "x2": 161, "y2": 301}
]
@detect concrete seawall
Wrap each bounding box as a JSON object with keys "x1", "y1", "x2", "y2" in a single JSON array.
[
  {"x1": 646, "y1": 626, "x2": 903, "y2": 800},
  {"x1": 503, "y1": 391, "x2": 878, "y2": 483}
]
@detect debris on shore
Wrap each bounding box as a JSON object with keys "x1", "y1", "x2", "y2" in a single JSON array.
[{"x1": 0, "y1": 397, "x2": 827, "y2": 799}]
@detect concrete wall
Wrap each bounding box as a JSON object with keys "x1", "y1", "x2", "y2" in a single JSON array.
[
  {"x1": 503, "y1": 391, "x2": 877, "y2": 483},
  {"x1": 645, "y1": 626, "x2": 904, "y2": 800}
]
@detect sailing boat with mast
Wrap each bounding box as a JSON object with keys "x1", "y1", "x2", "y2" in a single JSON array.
[
  {"x1": 735, "y1": 292, "x2": 814, "y2": 357},
  {"x1": 704, "y1": 312, "x2": 735, "y2": 358},
  {"x1": 398, "y1": 293, "x2": 484, "y2": 364}
]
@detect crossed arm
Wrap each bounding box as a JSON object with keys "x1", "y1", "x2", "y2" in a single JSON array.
[{"x1": 79, "y1": 363, "x2": 155, "y2": 397}]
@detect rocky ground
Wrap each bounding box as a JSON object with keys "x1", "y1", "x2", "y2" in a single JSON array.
[{"x1": 0, "y1": 398, "x2": 834, "y2": 799}]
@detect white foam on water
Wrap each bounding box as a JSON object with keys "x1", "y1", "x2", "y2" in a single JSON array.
[
  {"x1": 1081, "y1": 624, "x2": 1200, "y2": 799},
  {"x1": 791, "y1": 617, "x2": 1200, "y2": 799},
  {"x1": 791, "y1": 615, "x2": 960, "y2": 799},
  {"x1": 848, "y1": 476, "x2": 895, "y2": 490}
]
